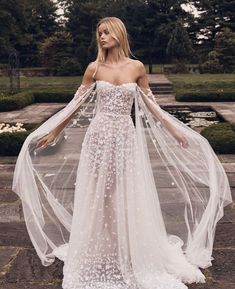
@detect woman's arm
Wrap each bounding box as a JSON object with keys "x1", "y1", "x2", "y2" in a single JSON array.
[
  {"x1": 136, "y1": 61, "x2": 189, "y2": 148},
  {"x1": 36, "y1": 62, "x2": 96, "y2": 148}
]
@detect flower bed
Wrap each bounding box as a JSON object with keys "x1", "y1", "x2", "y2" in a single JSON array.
[{"x1": 0, "y1": 123, "x2": 39, "y2": 155}]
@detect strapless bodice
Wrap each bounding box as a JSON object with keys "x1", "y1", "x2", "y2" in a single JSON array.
[{"x1": 96, "y1": 80, "x2": 137, "y2": 116}]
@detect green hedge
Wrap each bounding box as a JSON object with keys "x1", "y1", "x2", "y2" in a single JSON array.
[
  {"x1": 0, "y1": 90, "x2": 75, "y2": 111},
  {"x1": 0, "y1": 123, "x2": 39, "y2": 155},
  {"x1": 34, "y1": 91, "x2": 74, "y2": 103},
  {"x1": 201, "y1": 122, "x2": 235, "y2": 154},
  {"x1": 176, "y1": 91, "x2": 235, "y2": 102},
  {"x1": 0, "y1": 92, "x2": 34, "y2": 111}
]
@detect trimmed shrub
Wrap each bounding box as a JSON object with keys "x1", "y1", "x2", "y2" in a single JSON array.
[
  {"x1": 0, "y1": 90, "x2": 76, "y2": 110},
  {"x1": 0, "y1": 92, "x2": 34, "y2": 111},
  {"x1": 176, "y1": 91, "x2": 235, "y2": 102},
  {"x1": 201, "y1": 122, "x2": 235, "y2": 154},
  {"x1": 199, "y1": 51, "x2": 224, "y2": 73},
  {"x1": 34, "y1": 91, "x2": 74, "y2": 103},
  {"x1": 0, "y1": 123, "x2": 39, "y2": 156},
  {"x1": 56, "y1": 58, "x2": 82, "y2": 76}
]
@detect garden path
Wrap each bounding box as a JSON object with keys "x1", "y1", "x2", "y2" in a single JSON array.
[{"x1": 0, "y1": 74, "x2": 234, "y2": 289}]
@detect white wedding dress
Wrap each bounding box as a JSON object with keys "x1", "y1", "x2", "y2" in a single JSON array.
[{"x1": 12, "y1": 79, "x2": 232, "y2": 289}]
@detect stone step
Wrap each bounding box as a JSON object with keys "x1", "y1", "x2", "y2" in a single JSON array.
[
  {"x1": 149, "y1": 83, "x2": 174, "y2": 95},
  {"x1": 0, "y1": 247, "x2": 63, "y2": 287},
  {"x1": 152, "y1": 89, "x2": 173, "y2": 95},
  {"x1": 188, "y1": 283, "x2": 235, "y2": 289},
  {"x1": 0, "y1": 205, "x2": 233, "y2": 247},
  {"x1": 0, "y1": 189, "x2": 18, "y2": 203},
  {"x1": 0, "y1": 246, "x2": 234, "y2": 289},
  {"x1": 0, "y1": 285, "x2": 62, "y2": 289},
  {"x1": 1, "y1": 164, "x2": 234, "y2": 188},
  {"x1": 150, "y1": 83, "x2": 173, "y2": 88}
]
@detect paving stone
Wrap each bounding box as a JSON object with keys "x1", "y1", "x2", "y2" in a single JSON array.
[
  {"x1": 3, "y1": 248, "x2": 63, "y2": 284},
  {"x1": 0, "y1": 222, "x2": 32, "y2": 247},
  {"x1": 226, "y1": 173, "x2": 235, "y2": 188},
  {"x1": 0, "y1": 200, "x2": 23, "y2": 223},
  {"x1": 0, "y1": 283, "x2": 62, "y2": 289},
  {"x1": 231, "y1": 188, "x2": 235, "y2": 201},
  {"x1": 0, "y1": 189, "x2": 18, "y2": 203},
  {"x1": 209, "y1": 249, "x2": 235, "y2": 283},
  {"x1": 214, "y1": 222, "x2": 235, "y2": 248},
  {"x1": 0, "y1": 103, "x2": 65, "y2": 124},
  {"x1": 217, "y1": 202, "x2": 235, "y2": 224},
  {"x1": 0, "y1": 247, "x2": 20, "y2": 277},
  {"x1": 188, "y1": 282, "x2": 235, "y2": 289}
]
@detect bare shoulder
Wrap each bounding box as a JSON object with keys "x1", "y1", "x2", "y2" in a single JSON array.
[
  {"x1": 81, "y1": 61, "x2": 96, "y2": 85},
  {"x1": 130, "y1": 59, "x2": 146, "y2": 75},
  {"x1": 130, "y1": 59, "x2": 149, "y2": 88}
]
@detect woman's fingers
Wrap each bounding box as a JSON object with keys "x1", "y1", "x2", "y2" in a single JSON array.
[
  {"x1": 36, "y1": 136, "x2": 49, "y2": 148},
  {"x1": 179, "y1": 135, "x2": 189, "y2": 148}
]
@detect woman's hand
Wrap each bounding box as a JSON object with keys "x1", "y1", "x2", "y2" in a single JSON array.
[
  {"x1": 36, "y1": 132, "x2": 57, "y2": 149},
  {"x1": 173, "y1": 132, "x2": 189, "y2": 148}
]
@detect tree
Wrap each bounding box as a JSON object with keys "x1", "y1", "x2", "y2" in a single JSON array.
[
  {"x1": 58, "y1": 0, "x2": 192, "y2": 71},
  {"x1": 40, "y1": 31, "x2": 82, "y2": 75},
  {"x1": 215, "y1": 28, "x2": 235, "y2": 72},
  {"x1": 0, "y1": 0, "x2": 26, "y2": 62},
  {"x1": 190, "y1": 0, "x2": 235, "y2": 57},
  {"x1": 166, "y1": 19, "x2": 194, "y2": 63},
  {"x1": 0, "y1": 0, "x2": 59, "y2": 66}
]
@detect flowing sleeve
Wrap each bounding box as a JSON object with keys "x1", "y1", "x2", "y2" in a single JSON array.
[
  {"x1": 12, "y1": 82, "x2": 97, "y2": 266},
  {"x1": 134, "y1": 85, "x2": 233, "y2": 268}
]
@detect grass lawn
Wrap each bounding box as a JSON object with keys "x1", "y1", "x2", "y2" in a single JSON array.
[
  {"x1": 167, "y1": 74, "x2": 235, "y2": 93},
  {"x1": 0, "y1": 76, "x2": 83, "y2": 94},
  {"x1": 0, "y1": 73, "x2": 234, "y2": 95}
]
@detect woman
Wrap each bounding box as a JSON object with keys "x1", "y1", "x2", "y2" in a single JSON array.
[{"x1": 13, "y1": 17, "x2": 232, "y2": 289}]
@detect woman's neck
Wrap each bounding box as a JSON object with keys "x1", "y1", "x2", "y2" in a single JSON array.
[{"x1": 104, "y1": 46, "x2": 127, "y2": 65}]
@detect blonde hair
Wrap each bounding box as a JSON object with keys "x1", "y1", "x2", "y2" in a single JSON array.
[{"x1": 93, "y1": 17, "x2": 135, "y2": 78}]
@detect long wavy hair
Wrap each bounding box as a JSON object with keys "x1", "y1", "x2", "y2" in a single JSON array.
[{"x1": 93, "y1": 17, "x2": 135, "y2": 77}]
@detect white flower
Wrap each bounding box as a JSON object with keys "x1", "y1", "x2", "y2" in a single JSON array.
[{"x1": 0, "y1": 123, "x2": 27, "y2": 134}]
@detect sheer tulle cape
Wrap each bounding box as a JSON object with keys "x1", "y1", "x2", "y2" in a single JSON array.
[{"x1": 12, "y1": 82, "x2": 232, "y2": 270}]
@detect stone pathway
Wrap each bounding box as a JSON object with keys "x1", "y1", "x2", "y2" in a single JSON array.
[
  {"x1": 0, "y1": 74, "x2": 234, "y2": 288},
  {"x1": 0, "y1": 103, "x2": 65, "y2": 124},
  {"x1": 0, "y1": 155, "x2": 234, "y2": 289}
]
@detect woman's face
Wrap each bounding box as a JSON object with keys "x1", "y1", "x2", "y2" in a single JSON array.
[{"x1": 98, "y1": 23, "x2": 118, "y2": 49}]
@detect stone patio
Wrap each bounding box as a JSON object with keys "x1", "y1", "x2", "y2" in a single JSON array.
[{"x1": 0, "y1": 74, "x2": 234, "y2": 289}]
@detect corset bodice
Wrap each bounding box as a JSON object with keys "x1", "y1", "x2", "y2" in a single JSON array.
[{"x1": 96, "y1": 80, "x2": 137, "y2": 116}]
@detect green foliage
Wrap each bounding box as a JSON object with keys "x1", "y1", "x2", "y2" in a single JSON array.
[
  {"x1": 0, "y1": 0, "x2": 59, "y2": 67},
  {"x1": 191, "y1": 0, "x2": 235, "y2": 57},
  {"x1": 58, "y1": 0, "x2": 190, "y2": 69},
  {"x1": 201, "y1": 123, "x2": 235, "y2": 154},
  {"x1": 166, "y1": 20, "x2": 194, "y2": 63},
  {"x1": 199, "y1": 51, "x2": 224, "y2": 73},
  {"x1": 40, "y1": 31, "x2": 75, "y2": 74},
  {"x1": 171, "y1": 61, "x2": 189, "y2": 74},
  {"x1": 0, "y1": 91, "x2": 34, "y2": 111},
  {"x1": 0, "y1": 123, "x2": 39, "y2": 156},
  {"x1": 34, "y1": 91, "x2": 74, "y2": 102},
  {"x1": 0, "y1": 90, "x2": 77, "y2": 111},
  {"x1": 168, "y1": 74, "x2": 235, "y2": 92},
  {"x1": 215, "y1": 28, "x2": 235, "y2": 73},
  {"x1": 56, "y1": 58, "x2": 82, "y2": 76},
  {"x1": 175, "y1": 91, "x2": 235, "y2": 102}
]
